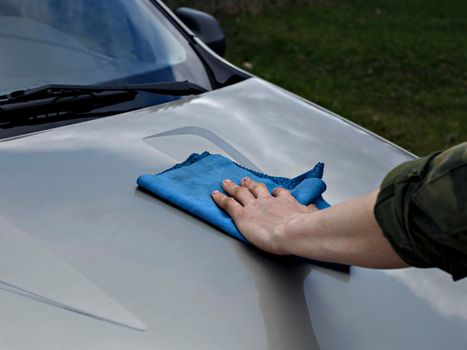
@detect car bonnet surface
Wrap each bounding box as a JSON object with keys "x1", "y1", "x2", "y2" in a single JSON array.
[{"x1": 0, "y1": 78, "x2": 466, "y2": 349}]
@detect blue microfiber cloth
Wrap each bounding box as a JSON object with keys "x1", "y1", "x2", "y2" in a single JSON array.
[{"x1": 137, "y1": 152, "x2": 348, "y2": 272}]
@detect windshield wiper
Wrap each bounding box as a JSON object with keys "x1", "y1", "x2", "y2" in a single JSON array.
[
  {"x1": 1, "y1": 81, "x2": 207, "y2": 103},
  {"x1": 0, "y1": 81, "x2": 208, "y2": 126}
]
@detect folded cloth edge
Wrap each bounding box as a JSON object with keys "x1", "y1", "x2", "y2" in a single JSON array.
[{"x1": 153, "y1": 151, "x2": 325, "y2": 190}]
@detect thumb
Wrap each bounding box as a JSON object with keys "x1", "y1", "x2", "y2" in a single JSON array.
[{"x1": 306, "y1": 202, "x2": 318, "y2": 213}]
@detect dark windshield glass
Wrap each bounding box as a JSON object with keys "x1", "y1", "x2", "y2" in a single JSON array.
[{"x1": 0, "y1": 0, "x2": 212, "y2": 94}]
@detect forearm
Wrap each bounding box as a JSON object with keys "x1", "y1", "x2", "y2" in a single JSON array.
[
  {"x1": 284, "y1": 190, "x2": 409, "y2": 268},
  {"x1": 212, "y1": 176, "x2": 409, "y2": 269}
]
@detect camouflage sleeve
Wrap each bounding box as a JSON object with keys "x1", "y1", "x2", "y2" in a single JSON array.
[{"x1": 374, "y1": 142, "x2": 467, "y2": 280}]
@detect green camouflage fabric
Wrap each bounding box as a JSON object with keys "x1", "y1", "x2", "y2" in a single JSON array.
[{"x1": 374, "y1": 142, "x2": 467, "y2": 280}]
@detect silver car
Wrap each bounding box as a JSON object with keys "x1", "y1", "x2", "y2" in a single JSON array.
[{"x1": 0, "y1": 1, "x2": 466, "y2": 349}]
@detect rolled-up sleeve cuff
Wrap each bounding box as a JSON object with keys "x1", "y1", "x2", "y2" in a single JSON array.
[{"x1": 373, "y1": 153, "x2": 440, "y2": 269}]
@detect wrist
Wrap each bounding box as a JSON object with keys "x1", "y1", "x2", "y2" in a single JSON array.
[{"x1": 279, "y1": 211, "x2": 322, "y2": 256}]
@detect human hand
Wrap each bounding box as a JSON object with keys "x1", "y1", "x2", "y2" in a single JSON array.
[{"x1": 211, "y1": 177, "x2": 318, "y2": 255}]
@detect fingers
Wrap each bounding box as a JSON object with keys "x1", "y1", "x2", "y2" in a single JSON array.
[
  {"x1": 211, "y1": 190, "x2": 243, "y2": 218},
  {"x1": 211, "y1": 177, "x2": 272, "y2": 220},
  {"x1": 241, "y1": 177, "x2": 270, "y2": 198},
  {"x1": 271, "y1": 187, "x2": 291, "y2": 197},
  {"x1": 221, "y1": 179, "x2": 255, "y2": 206}
]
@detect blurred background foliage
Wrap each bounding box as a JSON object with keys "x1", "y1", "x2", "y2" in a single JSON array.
[
  {"x1": 166, "y1": 0, "x2": 467, "y2": 155},
  {"x1": 165, "y1": 0, "x2": 315, "y2": 16}
]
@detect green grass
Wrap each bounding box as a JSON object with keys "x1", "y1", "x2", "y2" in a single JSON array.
[{"x1": 221, "y1": 0, "x2": 467, "y2": 155}]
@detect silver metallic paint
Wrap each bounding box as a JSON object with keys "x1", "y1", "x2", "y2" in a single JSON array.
[{"x1": 0, "y1": 78, "x2": 466, "y2": 349}]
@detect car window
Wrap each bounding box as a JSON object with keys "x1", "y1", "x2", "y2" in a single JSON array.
[{"x1": 0, "y1": 0, "x2": 212, "y2": 94}]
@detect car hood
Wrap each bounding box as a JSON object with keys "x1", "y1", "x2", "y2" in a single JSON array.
[{"x1": 0, "y1": 78, "x2": 466, "y2": 349}]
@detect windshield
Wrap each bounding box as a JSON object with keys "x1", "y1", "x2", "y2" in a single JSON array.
[{"x1": 0, "y1": 0, "x2": 212, "y2": 94}]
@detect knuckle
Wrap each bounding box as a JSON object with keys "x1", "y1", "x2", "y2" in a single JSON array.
[
  {"x1": 224, "y1": 198, "x2": 237, "y2": 208},
  {"x1": 233, "y1": 187, "x2": 244, "y2": 196},
  {"x1": 250, "y1": 182, "x2": 265, "y2": 192},
  {"x1": 219, "y1": 196, "x2": 229, "y2": 206},
  {"x1": 273, "y1": 187, "x2": 284, "y2": 194},
  {"x1": 236, "y1": 209, "x2": 246, "y2": 219}
]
